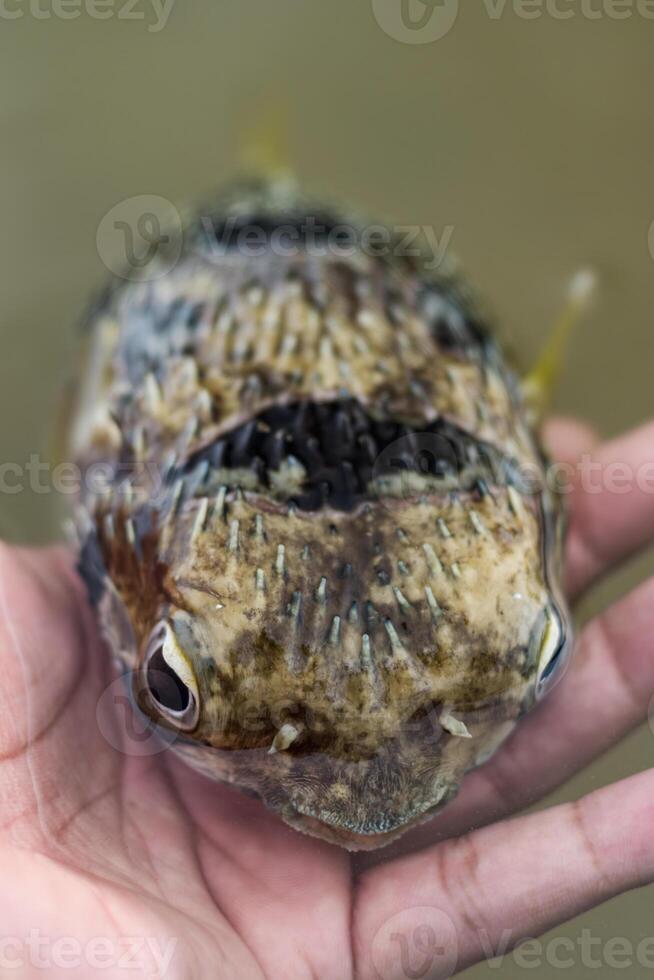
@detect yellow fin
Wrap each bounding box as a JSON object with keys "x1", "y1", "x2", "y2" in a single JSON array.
[
  {"x1": 237, "y1": 95, "x2": 294, "y2": 180},
  {"x1": 524, "y1": 268, "x2": 597, "y2": 418}
]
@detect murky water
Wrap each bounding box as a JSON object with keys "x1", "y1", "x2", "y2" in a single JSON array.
[{"x1": 1, "y1": 3, "x2": 653, "y2": 975}]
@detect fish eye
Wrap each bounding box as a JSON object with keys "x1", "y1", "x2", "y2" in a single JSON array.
[
  {"x1": 143, "y1": 621, "x2": 200, "y2": 731},
  {"x1": 535, "y1": 606, "x2": 571, "y2": 700}
]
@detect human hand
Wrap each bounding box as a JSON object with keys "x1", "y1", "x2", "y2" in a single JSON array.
[{"x1": 1, "y1": 416, "x2": 653, "y2": 979}]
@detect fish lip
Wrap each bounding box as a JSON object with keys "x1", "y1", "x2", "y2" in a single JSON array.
[
  {"x1": 288, "y1": 793, "x2": 454, "y2": 850},
  {"x1": 290, "y1": 788, "x2": 454, "y2": 838}
]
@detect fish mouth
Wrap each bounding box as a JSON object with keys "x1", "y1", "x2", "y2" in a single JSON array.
[
  {"x1": 286, "y1": 786, "x2": 456, "y2": 851},
  {"x1": 293, "y1": 814, "x2": 402, "y2": 851}
]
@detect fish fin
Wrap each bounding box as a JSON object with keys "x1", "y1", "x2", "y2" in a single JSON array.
[
  {"x1": 237, "y1": 94, "x2": 294, "y2": 181},
  {"x1": 523, "y1": 268, "x2": 597, "y2": 419}
]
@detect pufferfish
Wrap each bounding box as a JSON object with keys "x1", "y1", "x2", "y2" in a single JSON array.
[{"x1": 68, "y1": 178, "x2": 577, "y2": 850}]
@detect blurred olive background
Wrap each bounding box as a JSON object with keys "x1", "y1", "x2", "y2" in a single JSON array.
[{"x1": 1, "y1": 2, "x2": 653, "y2": 975}]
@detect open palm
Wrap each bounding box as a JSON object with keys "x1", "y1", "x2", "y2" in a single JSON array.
[{"x1": 2, "y1": 416, "x2": 654, "y2": 980}]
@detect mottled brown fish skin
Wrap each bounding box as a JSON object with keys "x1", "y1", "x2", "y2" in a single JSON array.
[{"x1": 70, "y1": 179, "x2": 571, "y2": 849}]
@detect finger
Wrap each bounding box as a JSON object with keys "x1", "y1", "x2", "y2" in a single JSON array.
[
  {"x1": 353, "y1": 768, "x2": 654, "y2": 980},
  {"x1": 0, "y1": 544, "x2": 119, "y2": 849},
  {"x1": 542, "y1": 415, "x2": 600, "y2": 466},
  {"x1": 0, "y1": 543, "x2": 87, "y2": 759},
  {"x1": 539, "y1": 416, "x2": 603, "y2": 600},
  {"x1": 558, "y1": 420, "x2": 654, "y2": 598},
  {"x1": 356, "y1": 574, "x2": 654, "y2": 867}
]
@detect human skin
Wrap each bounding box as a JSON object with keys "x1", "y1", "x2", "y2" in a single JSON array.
[{"x1": 0, "y1": 416, "x2": 654, "y2": 979}]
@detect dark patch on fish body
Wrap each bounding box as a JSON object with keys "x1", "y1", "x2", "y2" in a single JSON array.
[{"x1": 77, "y1": 530, "x2": 106, "y2": 607}]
